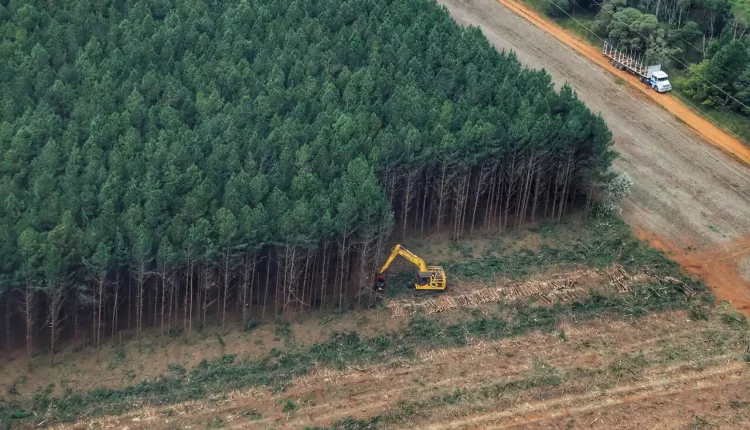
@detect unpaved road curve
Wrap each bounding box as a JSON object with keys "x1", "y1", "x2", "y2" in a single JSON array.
[{"x1": 436, "y1": 0, "x2": 750, "y2": 311}]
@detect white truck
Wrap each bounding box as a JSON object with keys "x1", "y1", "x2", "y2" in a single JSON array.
[{"x1": 602, "y1": 40, "x2": 672, "y2": 93}]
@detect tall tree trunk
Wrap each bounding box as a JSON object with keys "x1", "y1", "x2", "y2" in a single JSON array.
[
  {"x1": 127, "y1": 275, "x2": 132, "y2": 331},
  {"x1": 320, "y1": 241, "x2": 329, "y2": 310},
  {"x1": 168, "y1": 272, "x2": 175, "y2": 332},
  {"x1": 263, "y1": 249, "x2": 271, "y2": 320},
  {"x1": 111, "y1": 270, "x2": 120, "y2": 338},
  {"x1": 551, "y1": 161, "x2": 561, "y2": 221},
  {"x1": 516, "y1": 156, "x2": 535, "y2": 230},
  {"x1": 485, "y1": 166, "x2": 497, "y2": 227},
  {"x1": 471, "y1": 162, "x2": 491, "y2": 234},
  {"x1": 221, "y1": 249, "x2": 232, "y2": 333},
  {"x1": 22, "y1": 282, "x2": 35, "y2": 367},
  {"x1": 420, "y1": 173, "x2": 430, "y2": 237},
  {"x1": 531, "y1": 161, "x2": 543, "y2": 223},
  {"x1": 135, "y1": 263, "x2": 146, "y2": 342},
  {"x1": 401, "y1": 170, "x2": 417, "y2": 240},
  {"x1": 153, "y1": 277, "x2": 158, "y2": 328},
  {"x1": 241, "y1": 252, "x2": 254, "y2": 329},
  {"x1": 435, "y1": 159, "x2": 452, "y2": 233},
  {"x1": 95, "y1": 274, "x2": 105, "y2": 349},
  {"x1": 47, "y1": 280, "x2": 64, "y2": 366},
  {"x1": 160, "y1": 268, "x2": 167, "y2": 341},
  {"x1": 284, "y1": 245, "x2": 299, "y2": 311},
  {"x1": 4, "y1": 292, "x2": 10, "y2": 351},
  {"x1": 73, "y1": 290, "x2": 79, "y2": 343},
  {"x1": 274, "y1": 252, "x2": 282, "y2": 319},
  {"x1": 202, "y1": 267, "x2": 211, "y2": 328},
  {"x1": 183, "y1": 262, "x2": 189, "y2": 334},
  {"x1": 300, "y1": 249, "x2": 311, "y2": 312},
  {"x1": 338, "y1": 235, "x2": 348, "y2": 311},
  {"x1": 188, "y1": 262, "x2": 194, "y2": 338},
  {"x1": 357, "y1": 234, "x2": 373, "y2": 307}
]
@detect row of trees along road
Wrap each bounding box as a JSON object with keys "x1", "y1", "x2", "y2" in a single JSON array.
[
  {"x1": 548, "y1": 0, "x2": 750, "y2": 115},
  {"x1": 0, "y1": 0, "x2": 614, "y2": 364}
]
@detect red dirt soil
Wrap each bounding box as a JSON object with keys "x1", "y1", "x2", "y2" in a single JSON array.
[{"x1": 636, "y1": 228, "x2": 750, "y2": 316}]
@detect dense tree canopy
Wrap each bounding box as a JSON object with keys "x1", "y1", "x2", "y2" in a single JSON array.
[{"x1": 0, "y1": 0, "x2": 613, "y2": 355}]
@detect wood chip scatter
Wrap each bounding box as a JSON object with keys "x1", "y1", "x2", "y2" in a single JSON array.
[
  {"x1": 607, "y1": 264, "x2": 632, "y2": 293},
  {"x1": 387, "y1": 274, "x2": 588, "y2": 317},
  {"x1": 385, "y1": 263, "x2": 693, "y2": 318}
]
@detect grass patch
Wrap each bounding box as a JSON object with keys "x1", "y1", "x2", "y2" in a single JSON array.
[
  {"x1": 314, "y1": 322, "x2": 750, "y2": 429},
  {"x1": 730, "y1": 0, "x2": 750, "y2": 23},
  {"x1": 241, "y1": 409, "x2": 262, "y2": 420},
  {"x1": 609, "y1": 351, "x2": 648, "y2": 379},
  {"x1": 554, "y1": 13, "x2": 599, "y2": 45},
  {"x1": 687, "y1": 415, "x2": 712, "y2": 430},
  {"x1": 671, "y1": 78, "x2": 750, "y2": 146},
  {"x1": 517, "y1": 0, "x2": 599, "y2": 45},
  {"x1": 206, "y1": 417, "x2": 225, "y2": 428},
  {"x1": 445, "y1": 216, "x2": 682, "y2": 282},
  {"x1": 107, "y1": 344, "x2": 127, "y2": 370},
  {"x1": 314, "y1": 346, "x2": 692, "y2": 428},
  {"x1": 282, "y1": 399, "x2": 298, "y2": 413}
]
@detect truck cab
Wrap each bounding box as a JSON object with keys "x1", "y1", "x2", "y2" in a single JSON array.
[{"x1": 649, "y1": 71, "x2": 672, "y2": 93}]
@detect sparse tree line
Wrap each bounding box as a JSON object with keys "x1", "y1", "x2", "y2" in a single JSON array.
[{"x1": 0, "y1": 0, "x2": 613, "y2": 363}]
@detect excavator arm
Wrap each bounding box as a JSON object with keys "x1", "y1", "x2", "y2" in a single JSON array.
[{"x1": 378, "y1": 244, "x2": 428, "y2": 274}]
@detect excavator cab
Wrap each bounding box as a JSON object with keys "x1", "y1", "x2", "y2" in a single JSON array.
[
  {"x1": 415, "y1": 267, "x2": 446, "y2": 290},
  {"x1": 376, "y1": 244, "x2": 447, "y2": 292}
]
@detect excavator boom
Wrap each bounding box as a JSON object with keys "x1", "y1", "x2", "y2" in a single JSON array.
[{"x1": 379, "y1": 244, "x2": 427, "y2": 273}]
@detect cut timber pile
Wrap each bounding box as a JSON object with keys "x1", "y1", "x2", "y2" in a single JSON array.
[
  {"x1": 385, "y1": 264, "x2": 693, "y2": 318},
  {"x1": 387, "y1": 270, "x2": 591, "y2": 317},
  {"x1": 607, "y1": 264, "x2": 632, "y2": 293}
]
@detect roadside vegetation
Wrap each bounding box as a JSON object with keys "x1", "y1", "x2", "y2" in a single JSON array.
[{"x1": 525, "y1": 0, "x2": 750, "y2": 144}]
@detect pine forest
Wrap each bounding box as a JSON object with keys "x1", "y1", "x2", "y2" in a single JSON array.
[{"x1": 0, "y1": 0, "x2": 615, "y2": 361}]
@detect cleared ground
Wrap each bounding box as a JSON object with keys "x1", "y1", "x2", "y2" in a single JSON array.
[
  {"x1": 54, "y1": 309, "x2": 750, "y2": 429},
  {"x1": 436, "y1": 0, "x2": 750, "y2": 314},
  {"x1": 2, "y1": 217, "x2": 748, "y2": 429}
]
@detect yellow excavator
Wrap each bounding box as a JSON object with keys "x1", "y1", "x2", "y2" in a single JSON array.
[{"x1": 374, "y1": 244, "x2": 446, "y2": 292}]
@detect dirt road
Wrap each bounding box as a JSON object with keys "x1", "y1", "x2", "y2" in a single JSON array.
[{"x1": 436, "y1": 0, "x2": 750, "y2": 311}]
